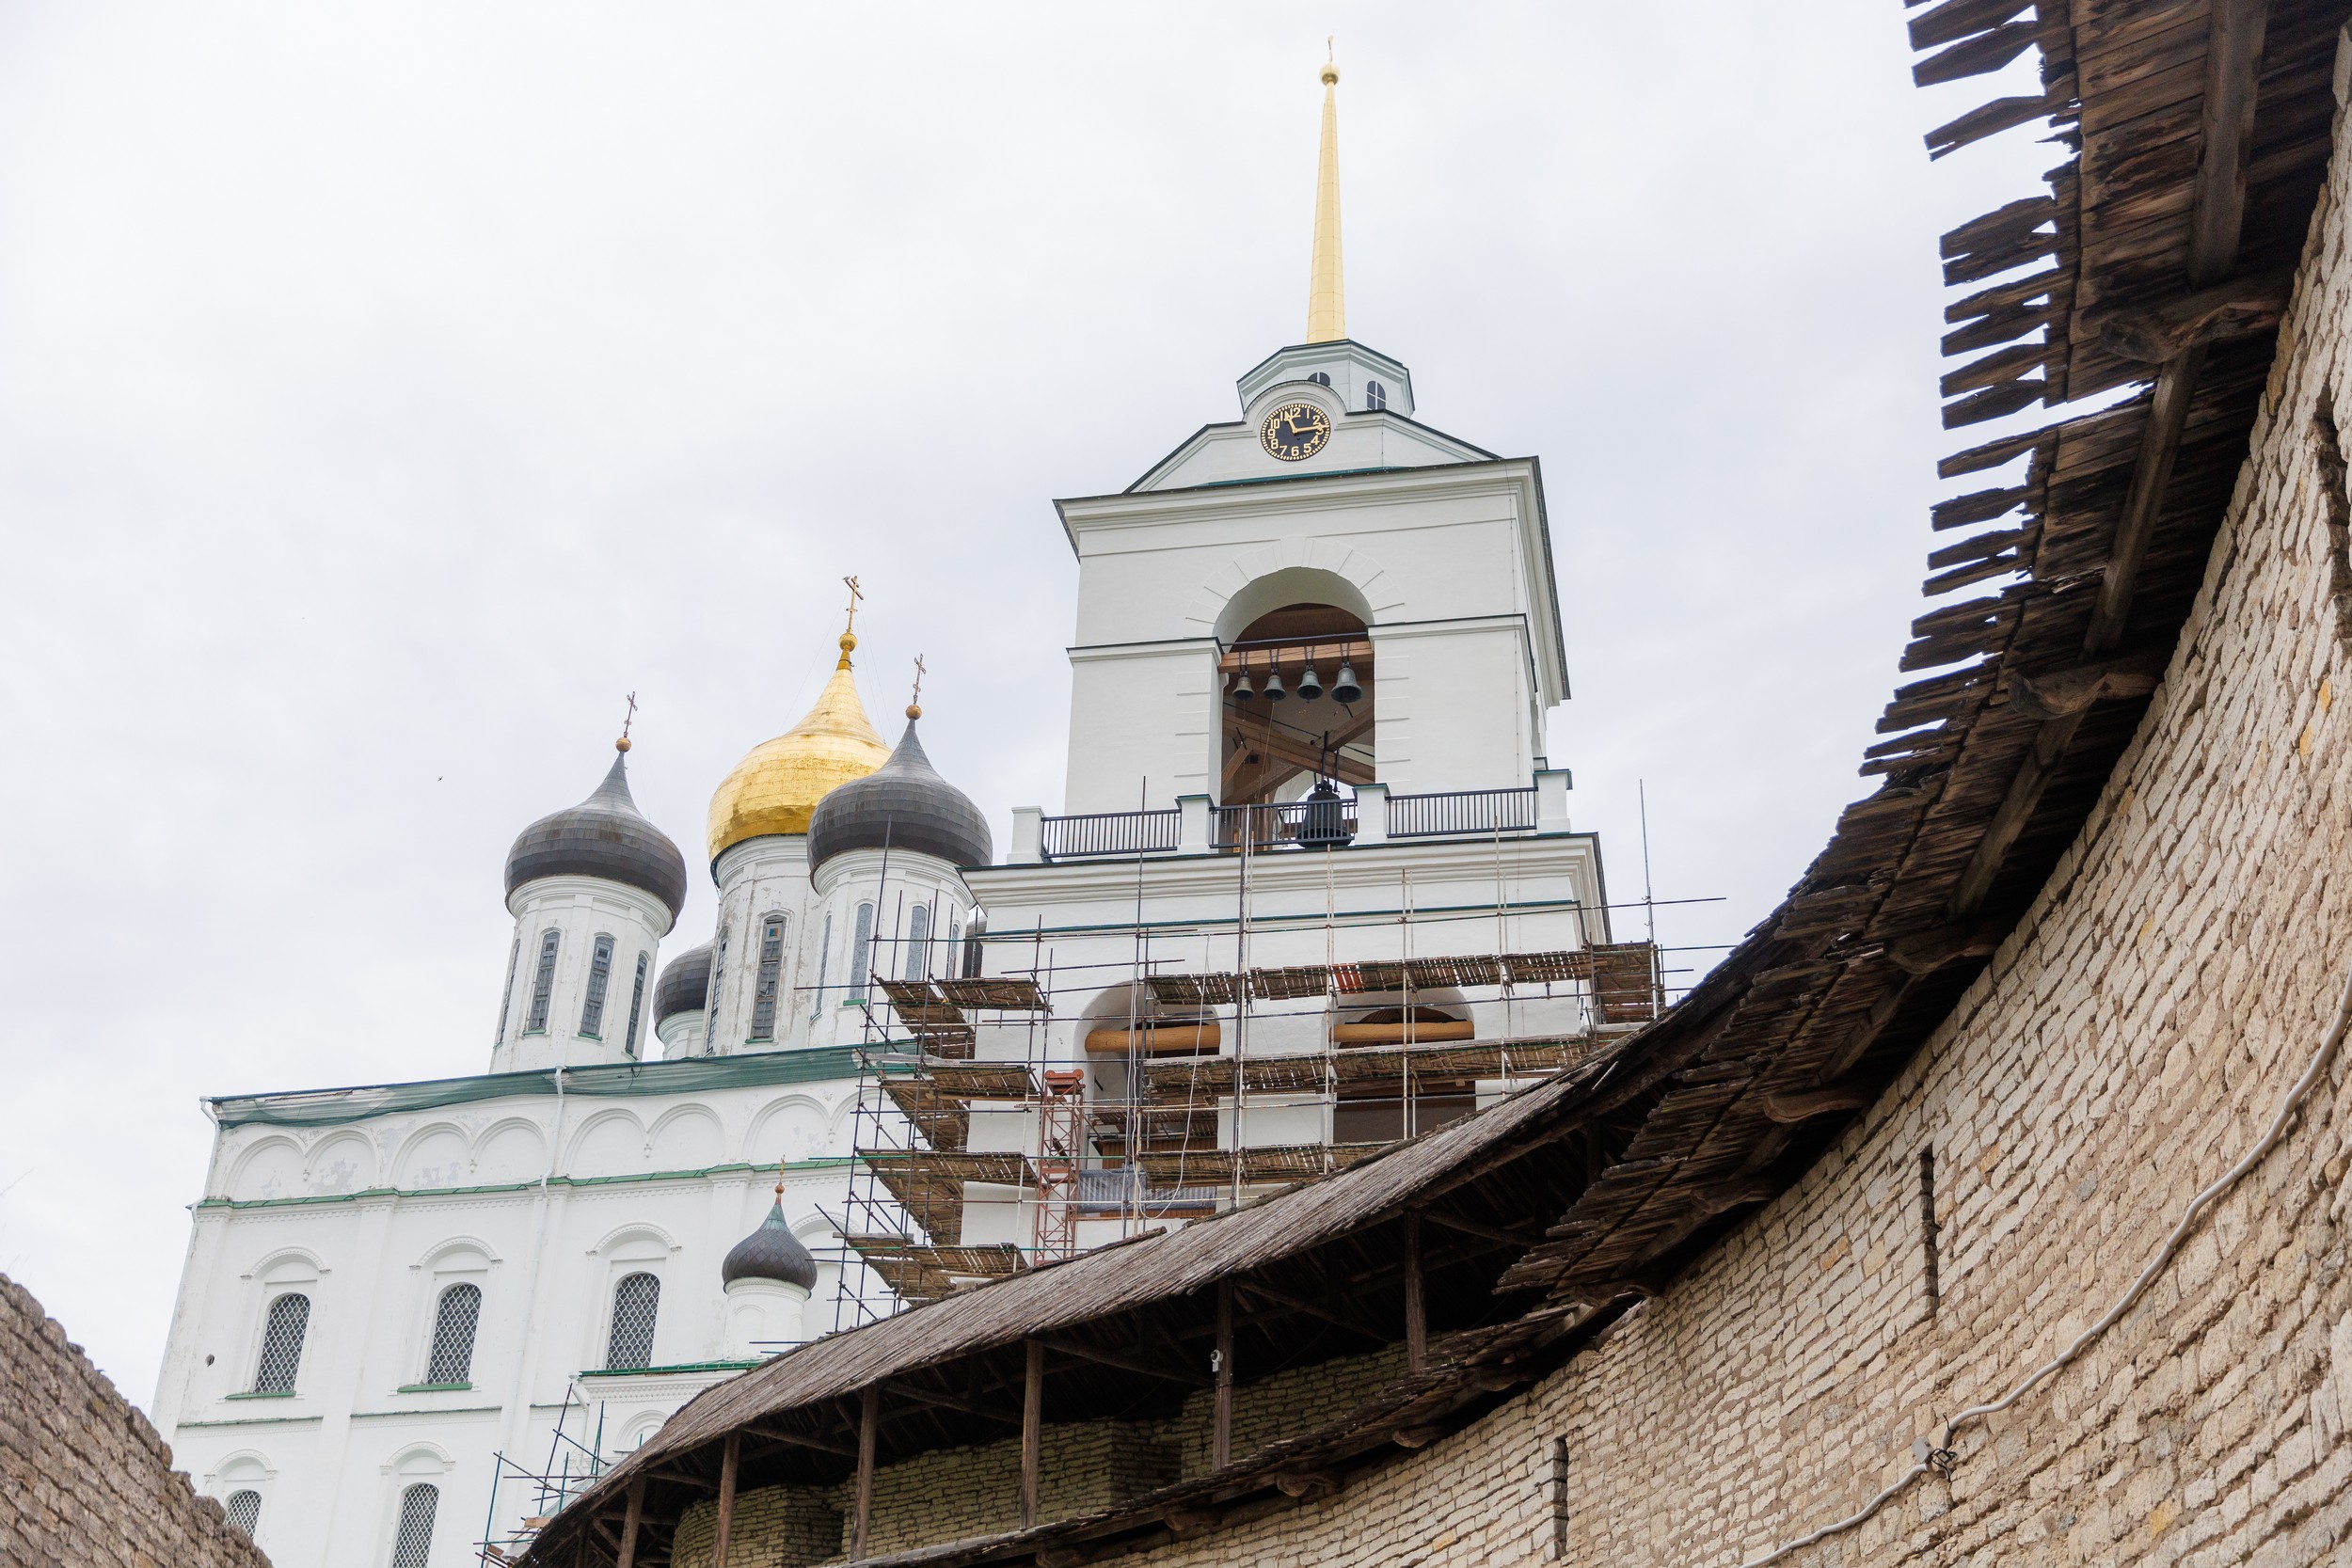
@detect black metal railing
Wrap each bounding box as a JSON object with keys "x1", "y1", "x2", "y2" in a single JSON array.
[
  {"x1": 1040, "y1": 808, "x2": 1180, "y2": 861},
  {"x1": 1387, "y1": 785, "x2": 1537, "y2": 839},
  {"x1": 1213, "y1": 797, "x2": 1359, "y2": 852}
]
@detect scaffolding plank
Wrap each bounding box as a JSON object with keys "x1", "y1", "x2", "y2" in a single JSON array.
[
  {"x1": 935, "y1": 977, "x2": 1050, "y2": 1011},
  {"x1": 1246, "y1": 965, "x2": 1332, "y2": 1000},
  {"x1": 1501, "y1": 950, "x2": 1589, "y2": 985},
  {"x1": 1146, "y1": 973, "x2": 1245, "y2": 1007},
  {"x1": 860, "y1": 1148, "x2": 1039, "y2": 1187},
  {"x1": 919, "y1": 1060, "x2": 1038, "y2": 1100},
  {"x1": 880, "y1": 1082, "x2": 970, "y2": 1152}
]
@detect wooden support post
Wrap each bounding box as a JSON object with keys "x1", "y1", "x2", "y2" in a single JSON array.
[
  {"x1": 614, "y1": 1476, "x2": 645, "y2": 1568},
  {"x1": 1403, "y1": 1211, "x2": 1427, "y2": 1375},
  {"x1": 712, "y1": 1432, "x2": 739, "y2": 1568},
  {"x1": 1021, "y1": 1338, "x2": 1045, "y2": 1528},
  {"x1": 1213, "y1": 1280, "x2": 1234, "y2": 1469},
  {"x1": 851, "y1": 1386, "x2": 879, "y2": 1560}
]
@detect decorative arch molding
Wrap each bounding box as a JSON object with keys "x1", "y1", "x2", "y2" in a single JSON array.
[
  {"x1": 644, "y1": 1101, "x2": 723, "y2": 1146},
  {"x1": 390, "y1": 1121, "x2": 474, "y2": 1188},
  {"x1": 747, "y1": 1094, "x2": 831, "y2": 1165},
  {"x1": 411, "y1": 1235, "x2": 501, "y2": 1272},
  {"x1": 209, "y1": 1448, "x2": 277, "y2": 1483},
  {"x1": 1184, "y1": 542, "x2": 1397, "y2": 645},
  {"x1": 381, "y1": 1440, "x2": 456, "y2": 1476},
  {"x1": 564, "y1": 1106, "x2": 648, "y2": 1170},
  {"x1": 584, "y1": 1220, "x2": 679, "y2": 1259},
  {"x1": 226, "y1": 1135, "x2": 306, "y2": 1199},
  {"x1": 245, "y1": 1245, "x2": 327, "y2": 1283}
]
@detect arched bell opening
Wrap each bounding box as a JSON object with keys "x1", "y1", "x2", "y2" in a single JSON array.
[
  {"x1": 1072, "y1": 983, "x2": 1220, "y2": 1173},
  {"x1": 1220, "y1": 601, "x2": 1374, "y2": 808}
]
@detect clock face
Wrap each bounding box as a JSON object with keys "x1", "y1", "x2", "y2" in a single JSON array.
[{"x1": 1259, "y1": 401, "x2": 1332, "y2": 462}]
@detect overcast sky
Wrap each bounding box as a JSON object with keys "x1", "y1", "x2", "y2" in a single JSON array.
[{"x1": 0, "y1": 4, "x2": 2053, "y2": 1403}]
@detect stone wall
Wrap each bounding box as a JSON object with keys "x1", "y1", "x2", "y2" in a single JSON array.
[
  {"x1": 2, "y1": 1274, "x2": 273, "y2": 1568},
  {"x1": 711, "y1": 41, "x2": 2352, "y2": 1568}
]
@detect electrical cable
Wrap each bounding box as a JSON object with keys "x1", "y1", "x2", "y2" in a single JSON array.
[{"x1": 1738, "y1": 957, "x2": 2352, "y2": 1567}]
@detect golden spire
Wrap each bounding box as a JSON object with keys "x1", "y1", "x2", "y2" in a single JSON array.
[
  {"x1": 1306, "y1": 46, "x2": 1345, "y2": 344},
  {"x1": 705, "y1": 593, "x2": 892, "y2": 859}
]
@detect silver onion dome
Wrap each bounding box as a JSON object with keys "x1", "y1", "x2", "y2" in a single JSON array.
[
  {"x1": 722, "y1": 1200, "x2": 819, "y2": 1291},
  {"x1": 503, "y1": 746, "x2": 690, "y2": 931},
  {"x1": 806, "y1": 717, "x2": 993, "y2": 874}
]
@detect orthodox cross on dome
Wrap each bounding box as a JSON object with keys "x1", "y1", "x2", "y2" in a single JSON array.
[
  {"x1": 907, "y1": 654, "x2": 927, "y2": 721},
  {"x1": 839, "y1": 574, "x2": 865, "y2": 666},
  {"x1": 1307, "y1": 46, "x2": 1345, "y2": 344},
  {"x1": 616, "y1": 690, "x2": 638, "y2": 752}
]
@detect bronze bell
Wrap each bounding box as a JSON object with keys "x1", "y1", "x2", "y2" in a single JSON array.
[{"x1": 1331, "y1": 660, "x2": 1362, "y2": 705}]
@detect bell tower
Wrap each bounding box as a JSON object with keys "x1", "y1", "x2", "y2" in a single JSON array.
[{"x1": 1050, "y1": 59, "x2": 1567, "y2": 816}]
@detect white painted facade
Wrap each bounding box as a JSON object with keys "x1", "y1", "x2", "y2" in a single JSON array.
[{"x1": 157, "y1": 322, "x2": 1616, "y2": 1565}]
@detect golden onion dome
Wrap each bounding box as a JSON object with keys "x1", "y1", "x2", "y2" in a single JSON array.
[{"x1": 707, "y1": 631, "x2": 892, "y2": 861}]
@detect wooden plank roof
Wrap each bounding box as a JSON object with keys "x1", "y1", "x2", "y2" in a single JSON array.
[{"x1": 521, "y1": 6, "x2": 2352, "y2": 1562}]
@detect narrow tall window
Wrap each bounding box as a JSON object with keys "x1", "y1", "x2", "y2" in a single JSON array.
[
  {"x1": 1919, "y1": 1148, "x2": 1941, "y2": 1317},
  {"x1": 578, "y1": 934, "x2": 615, "y2": 1037},
  {"x1": 252, "y1": 1292, "x2": 310, "y2": 1393},
  {"x1": 224, "y1": 1490, "x2": 262, "y2": 1538},
  {"x1": 624, "y1": 952, "x2": 649, "y2": 1057},
  {"x1": 813, "y1": 911, "x2": 834, "y2": 1018},
  {"x1": 1547, "y1": 1436, "x2": 1569, "y2": 1560},
  {"x1": 904, "y1": 905, "x2": 930, "y2": 981},
  {"x1": 606, "y1": 1273, "x2": 660, "y2": 1370},
  {"x1": 495, "y1": 936, "x2": 520, "y2": 1045},
  {"x1": 524, "y1": 928, "x2": 561, "y2": 1034},
  {"x1": 389, "y1": 1482, "x2": 438, "y2": 1568},
  {"x1": 704, "y1": 927, "x2": 730, "y2": 1053},
  {"x1": 749, "y1": 914, "x2": 787, "y2": 1040},
  {"x1": 849, "y1": 903, "x2": 875, "y2": 997},
  {"x1": 1366, "y1": 379, "x2": 1387, "y2": 410},
  {"x1": 424, "y1": 1282, "x2": 482, "y2": 1385}
]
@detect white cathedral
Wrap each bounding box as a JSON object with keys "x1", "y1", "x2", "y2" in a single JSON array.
[{"x1": 152, "y1": 64, "x2": 1635, "y2": 1568}]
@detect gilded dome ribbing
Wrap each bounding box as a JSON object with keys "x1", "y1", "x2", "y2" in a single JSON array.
[{"x1": 707, "y1": 634, "x2": 892, "y2": 861}]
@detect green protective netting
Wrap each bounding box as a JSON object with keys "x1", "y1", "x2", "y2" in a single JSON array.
[{"x1": 211, "y1": 1045, "x2": 877, "y2": 1128}]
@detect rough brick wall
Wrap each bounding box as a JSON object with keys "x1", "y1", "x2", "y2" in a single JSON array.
[
  {"x1": 1, "y1": 1274, "x2": 273, "y2": 1568},
  {"x1": 711, "y1": 40, "x2": 2352, "y2": 1568}
]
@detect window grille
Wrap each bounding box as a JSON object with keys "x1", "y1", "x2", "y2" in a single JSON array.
[
  {"x1": 389, "y1": 1482, "x2": 438, "y2": 1568},
  {"x1": 579, "y1": 934, "x2": 615, "y2": 1037},
  {"x1": 495, "y1": 937, "x2": 519, "y2": 1045},
  {"x1": 251, "y1": 1292, "x2": 310, "y2": 1393},
  {"x1": 624, "y1": 952, "x2": 649, "y2": 1056},
  {"x1": 1366, "y1": 379, "x2": 1387, "y2": 410},
  {"x1": 704, "y1": 928, "x2": 729, "y2": 1052},
  {"x1": 424, "y1": 1281, "x2": 481, "y2": 1385},
  {"x1": 905, "y1": 905, "x2": 930, "y2": 980},
  {"x1": 224, "y1": 1490, "x2": 262, "y2": 1538},
  {"x1": 605, "y1": 1272, "x2": 660, "y2": 1370},
  {"x1": 849, "y1": 903, "x2": 875, "y2": 996},
  {"x1": 525, "y1": 928, "x2": 561, "y2": 1033},
  {"x1": 813, "y1": 911, "x2": 833, "y2": 1018},
  {"x1": 749, "y1": 915, "x2": 787, "y2": 1040}
]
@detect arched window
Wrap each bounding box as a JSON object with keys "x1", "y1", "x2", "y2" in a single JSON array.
[
  {"x1": 423, "y1": 1282, "x2": 481, "y2": 1385},
  {"x1": 389, "y1": 1482, "x2": 438, "y2": 1568},
  {"x1": 224, "y1": 1489, "x2": 262, "y2": 1538},
  {"x1": 495, "y1": 937, "x2": 520, "y2": 1045},
  {"x1": 749, "y1": 914, "x2": 787, "y2": 1040},
  {"x1": 623, "y1": 952, "x2": 649, "y2": 1057},
  {"x1": 579, "y1": 934, "x2": 615, "y2": 1037},
  {"x1": 904, "y1": 905, "x2": 930, "y2": 980},
  {"x1": 605, "y1": 1273, "x2": 660, "y2": 1370},
  {"x1": 1365, "y1": 379, "x2": 1387, "y2": 410},
  {"x1": 848, "y1": 903, "x2": 876, "y2": 997},
  {"x1": 251, "y1": 1292, "x2": 310, "y2": 1393},
  {"x1": 1307, "y1": 371, "x2": 1332, "y2": 387},
  {"x1": 704, "y1": 927, "x2": 730, "y2": 1054},
  {"x1": 813, "y1": 911, "x2": 834, "y2": 1019},
  {"x1": 525, "y1": 928, "x2": 561, "y2": 1034}
]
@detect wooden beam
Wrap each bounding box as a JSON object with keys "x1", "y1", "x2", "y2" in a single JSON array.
[
  {"x1": 1213, "y1": 1281, "x2": 1233, "y2": 1469},
  {"x1": 1403, "y1": 1212, "x2": 1427, "y2": 1375},
  {"x1": 746, "y1": 1423, "x2": 859, "y2": 1460},
  {"x1": 2083, "y1": 349, "x2": 2204, "y2": 657},
  {"x1": 2085, "y1": 269, "x2": 2293, "y2": 362},
  {"x1": 1948, "y1": 707, "x2": 2087, "y2": 916},
  {"x1": 1762, "y1": 1085, "x2": 1875, "y2": 1124},
  {"x1": 1235, "y1": 1279, "x2": 1389, "y2": 1344},
  {"x1": 1038, "y1": 1334, "x2": 1211, "y2": 1386},
  {"x1": 852, "y1": 1386, "x2": 879, "y2": 1560},
  {"x1": 712, "y1": 1432, "x2": 739, "y2": 1568},
  {"x1": 615, "y1": 1476, "x2": 645, "y2": 1568},
  {"x1": 1415, "y1": 1207, "x2": 1549, "y2": 1249},
  {"x1": 1021, "y1": 1339, "x2": 1045, "y2": 1529},
  {"x1": 889, "y1": 1380, "x2": 1023, "y2": 1426},
  {"x1": 2187, "y1": 0, "x2": 2269, "y2": 286}
]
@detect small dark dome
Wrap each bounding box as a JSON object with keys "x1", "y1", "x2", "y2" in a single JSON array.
[
  {"x1": 723, "y1": 1201, "x2": 819, "y2": 1291},
  {"x1": 653, "y1": 942, "x2": 712, "y2": 1024},
  {"x1": 807, "y1": 719, "x2": 993, "y2": 874},
  {"x1": 504, "y1": 749, "x2": 690, "y2": 931}
]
